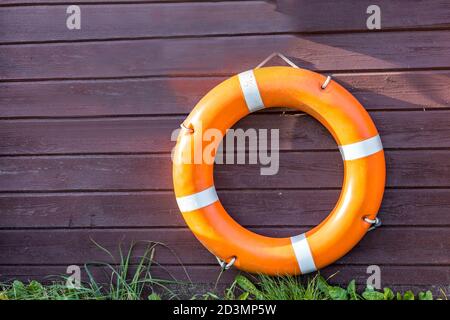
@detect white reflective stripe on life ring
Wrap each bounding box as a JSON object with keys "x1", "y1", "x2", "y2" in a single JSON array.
[
  {"x1": 290, "y1": 233, "x2": 317, "y2": 274},
  {"x1": 238, "y1": 70, "x2": 265, "y2": 113},
  {"x1": 339, "y1": 135, "x2": 383, "y2": 161},
  {"x1": 176, "y1": 186, "x2": 219, "y2": 212}
]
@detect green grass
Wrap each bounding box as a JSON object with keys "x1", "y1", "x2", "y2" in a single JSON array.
[
  {"x1": 2, "y1": 273, "x2": 443, "y2": 301},
  {"x1": 0, "y1": 242, "x2": 447, "y2": 300},
  {"x1": 219, "y1": 274, "x2": 444, "y2": 300},
  {"x1": 0, "y1": 241, "x2": 183, "y2": 300}
]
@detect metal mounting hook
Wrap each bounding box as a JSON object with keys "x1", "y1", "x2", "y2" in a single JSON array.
[
  {"x1": 321, "y1": 76, "x2": 332, "y2": 89},
  {"x1": 216, "y1": 256, "x2": 236, "y2": 271},
  {"x1": 364, "y1": 216, "x2": 382, "y2": 231}
]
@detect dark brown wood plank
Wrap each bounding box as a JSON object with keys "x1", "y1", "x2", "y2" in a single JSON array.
[
  {"x1": 1, "y1": 0, "x2": 447, "y2": 294},
  {"x1": 0, "y1": 2, "x2": 291, "y2": 43},
  {"x1": 0, "y1": 77, "x2": 216, "y2": 117},
  {"x1": 1, "y1": 189, "x2": 449, "y2": 228},
  {"x1": 277, "y1": 0, "x2": 450, "y2": 32},
  {"x1": 1, "y1": 265, "x2": 448, "y2": 294},
  {"x1": 0, "y1": 117, "x2": 179, "y2": 155},
  {"x1": 1, "y1": 110, "x2": 449, "y2": 155},
  {"x1": 0, "y1": 227, "x2": 448, "y2": 265},
  {"x1": 2, "y1": 71, "x2": 449, "y2": 118},
  {"x1": 1, "y1": 31, "x2": 449, "y2": 80},
  {"x1": 2, "y1": 1, "x2": 449, "y2": 43},
  {"x1": 0, "y1": 150, "x2": 450, "y2": 191}
]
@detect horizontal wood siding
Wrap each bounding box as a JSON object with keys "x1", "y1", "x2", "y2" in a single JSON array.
[
  {"x1": 1, "y1": 228, "x2": 450, "y2": 265},
  {"x1": 2, "y1": 31, "x2": 450, "y2": 81},
  {"x1": 2, "y1": 151, "x2": 450, "y2": 190},
  {"x1": 0, "y1": 70, "x2": 449, "y2": 118},
  {"x1": 1, "y1": 189, "x2": 450, "y2": 228},
  {"x1": 1, "y1": 110, "x2": 450, "y2": 154},
  {"x1": 0, "y1": 0, "x2": 449, "y2": 293},
  {"x1": 1, "y1": 1, "x2": 450, "y2": 43}
]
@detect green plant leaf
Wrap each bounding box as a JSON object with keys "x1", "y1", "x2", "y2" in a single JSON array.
[
  {"x1": 316, "y1": 275, "x2": 331, "y2": 296},
  {"x1": 418, "y1": 290, "x2": 433, "y2": 300},
  {"x1": 12, "y1": 280, "x2": 25, "y2": 291},
  {"x1": 238, "y1": 292, "x2": 249, "y2": 300},
  {"x1": 11, "y1": 280, "x2": 27, "y2": 299},
  {"x1": 396, "y1": 292, "x2": 403, "y2": 300},
  {"x1": 28, "y1": 280, "x2": 44, "y2": 292},
  {"x1": 403, "y1": 291, "x2": 415, "y2": 300},
  {"x1": 147, "y1": 293, "x2": 161, "y2": 300},
  {"x1": 362, "y1": 288, "x2": 385, "y2": 300},
  {"x1": 328, "y1": 286, "x2": 348, "y2": 300},
  {"x1": 383, "y1": 287, "x2": 394, "y2": 300},
  {"x1": 235, "y1": 275, "x2": 264, "y2": 300},
  {"x1": 346, "y1": 280, "x2": 358, "y2": 300}
]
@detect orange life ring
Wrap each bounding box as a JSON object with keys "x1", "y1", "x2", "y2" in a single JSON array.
[{"x1": 172, "y1": 66, "x2": 385, "y2": 275}]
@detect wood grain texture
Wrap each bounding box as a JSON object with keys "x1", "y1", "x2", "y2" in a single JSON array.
[
  {"x1": 1, "y1": 1, "x2": 449, "y2": 43},
  {"x1": 1, "y1": 31, "x2": 449, "y2": 80},
  {"x1": 276, "y1": 0, "x2": 450, "y2": 32},
  {"x1": 1, "y1": 70, "x2": 449, "y2": 118},
  {"x1": 1, "y1": 2, "x2": 291, "y2": 43},
  {"x1": 1, "y1": 0, "x2": 449, "y2": 289},
  {"x1": 1, "y1": 110, "x2": 450, "y2": 155},
  {"x1": 0, "y1": 227, "x2": 448, "y2": 265},
  {"x1": 1, "y1": 189, "x2": 449, "y2": 228},
  {"x1": 1, "y1": 150, "x2": 450, "y2": 191}
]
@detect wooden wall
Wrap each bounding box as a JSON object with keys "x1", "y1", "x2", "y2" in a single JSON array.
[{"x1": 0, "y1": 0, "x2": 449, "y2": 293}]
